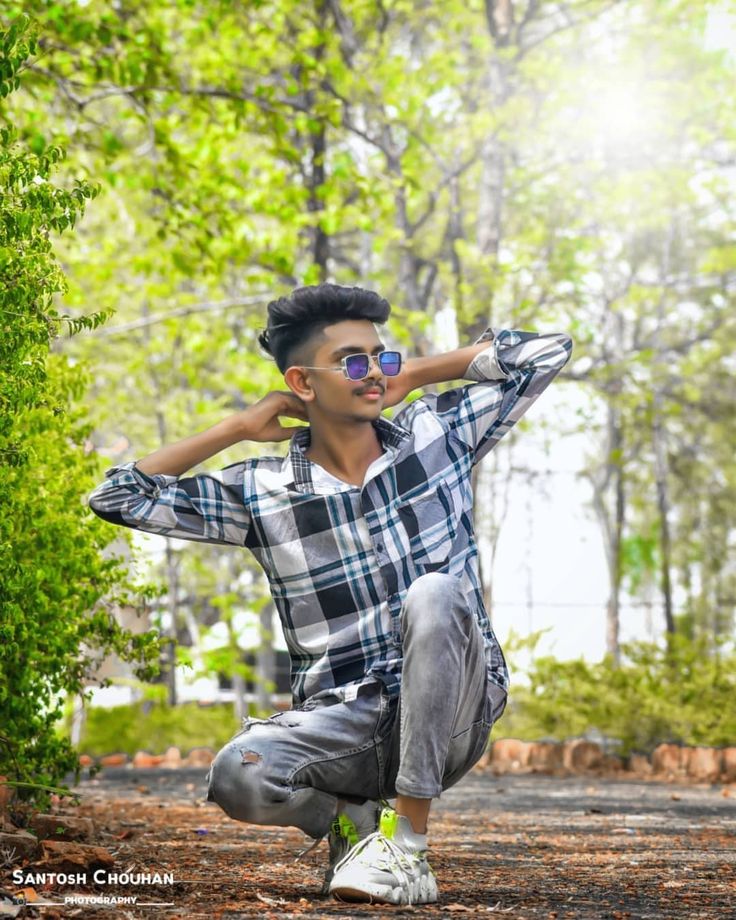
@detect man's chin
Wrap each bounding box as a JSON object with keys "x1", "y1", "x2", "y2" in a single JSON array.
[{"x1": 344, "y1": 406, "x2": 383, "y2": 423}]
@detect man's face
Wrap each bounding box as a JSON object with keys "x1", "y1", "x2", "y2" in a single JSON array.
[{"x1": 285, "y1": 319, "x2": 387, "y2": 420}]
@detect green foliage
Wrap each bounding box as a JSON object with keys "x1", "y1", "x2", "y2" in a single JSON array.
[
  {"x1": 499, "y1": 631, "x2": 736, "y2": 755},
  {"x1": 620, "y1": 525, "x2": 659, "y2": 595},
  {"x1": 0, "y1": 15, "x2": 163, "y2": 804},
  {"x1": 1, "y1": 0, "x2": 733, "y2": 783},
  {"x1": 71, "y1": 701, "x2": 243, "y2": 758}
]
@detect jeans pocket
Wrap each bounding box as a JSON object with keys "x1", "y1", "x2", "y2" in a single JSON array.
[
  {"x1": 443, "y1": 717, "x2": 492, "y2": 788},
  {"x1": 374, "y1": 683, "x2": 398, "y2": 744},
  {"x1": 487, "y1": 684, "x2": 508, "y2": 724}
]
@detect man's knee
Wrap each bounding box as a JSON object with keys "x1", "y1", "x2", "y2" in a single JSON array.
[
  {"x1": 402, "y1": 572, "x2": 465, "y2": 630},
  {"x1": 406, "y1": 571, "x2": 461, "y2": 603},
  {"x1": 206, "y1": 739, "x2": 288, "y2": 823}
]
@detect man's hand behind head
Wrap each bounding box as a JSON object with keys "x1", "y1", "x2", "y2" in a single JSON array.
[{"x1": 238, "y1": 391, "x2": 309, "y2": 442}]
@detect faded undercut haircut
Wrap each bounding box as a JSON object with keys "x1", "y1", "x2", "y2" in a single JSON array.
[{"x1": 257, "y1": 283, "x2": 391, "y2": 374}]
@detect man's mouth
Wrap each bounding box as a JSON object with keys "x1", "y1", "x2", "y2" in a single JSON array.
[{"x1": 358, "y1": 388, "x2": 384, "y2": 397}]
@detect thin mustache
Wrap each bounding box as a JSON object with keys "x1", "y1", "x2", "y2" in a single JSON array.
[{"x1": 357, "y1": 385, "x2": 384, "y2": 394}]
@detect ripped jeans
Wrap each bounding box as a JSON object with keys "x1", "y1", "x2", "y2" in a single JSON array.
[{"x1": 205, "y1": 572, "x2": 507, "y2": 840}]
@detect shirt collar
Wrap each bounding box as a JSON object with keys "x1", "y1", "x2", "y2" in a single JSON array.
[{"x1": 286, "y1": 416, "x2": 411, "y2": 493}]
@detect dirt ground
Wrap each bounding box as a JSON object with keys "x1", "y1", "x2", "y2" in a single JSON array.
[{"x1": 2, "y1": 766, "x2": 734, "y2": 920}]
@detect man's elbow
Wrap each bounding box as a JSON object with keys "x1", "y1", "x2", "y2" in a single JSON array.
[
  {"x1": 556, "y1": 332, "x2": 574, "y2": 366},
  {"x1": 88, "y1": 494, "x2": 128, "y2": 528}
]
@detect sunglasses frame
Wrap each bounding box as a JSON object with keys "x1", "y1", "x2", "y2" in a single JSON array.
[{"x1": 300, "y1": 351, "x2": 403, "y2": 381}]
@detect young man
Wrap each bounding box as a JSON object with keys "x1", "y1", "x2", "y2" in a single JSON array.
[{"x1": 88, "y1": 283, "x2": 572, "y2": 906}]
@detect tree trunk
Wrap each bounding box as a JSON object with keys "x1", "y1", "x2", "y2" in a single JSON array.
[
  {"x1": 163, "y1": 541, "x2": 179, "y2": 706},
  {"x1": 292, "y1": 1, "x2": 329, "y2": 281},
  {"x1": 140, "y1": 299, "x2": 179, "y2": 704},
  {"x1": 308, "y1": 113, "x2": 329, "y2": 279},
  {"x1": 227, "y1": 614, "x2": 246, "y2": 724},
  {"x1": 469, "y1": 47, "x2": 511, "y2": 342},
  {"x1": 588, "y1": 396, "x2": 626, "y2": 664},
  {"x1": 606, "y1": 408, "x2": 625, "y2": 661},
  {"x1": 653, "y1": 223, "x2": 676, "y2": 636},
  {"x1": 69, "y1": 695, "x2": 86, "y2": 749},
  {"x1": 471, "y1": 444, "x2": 515, "y2": 619},
  {"x1": 256, "y1": 602, "x2": 276, "y2": 713},
  {"x1": 652, "y1": 404, "x2": 675, "y2": 635}
]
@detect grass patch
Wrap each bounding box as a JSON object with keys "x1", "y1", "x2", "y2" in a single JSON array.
[{"x1": 70, "y1": 701, "x2": 245, "y2": 757}]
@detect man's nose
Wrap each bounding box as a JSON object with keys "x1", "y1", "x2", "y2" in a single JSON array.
[{"x1": 366, "y1": 355, "x2": 384, "y2": 378}]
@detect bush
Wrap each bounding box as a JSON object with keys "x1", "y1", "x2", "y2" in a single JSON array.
[
  {"x1": 498, "y1": 630, "x2": 736, "y2": 755},
  {"x1": 0, "y1": 15, "x2": 161, "y2": 804},
  {"x1": 73, "y1": 701, "x2": 243, "y2": 757}
]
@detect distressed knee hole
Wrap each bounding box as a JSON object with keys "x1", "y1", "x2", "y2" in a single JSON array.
[{"x1": 241, "y1": 750, "x2": 262, "y2": 764}]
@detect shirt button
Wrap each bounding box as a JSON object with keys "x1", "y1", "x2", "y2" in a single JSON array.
[{"x1": 376, "y1": 542, "x2": 384, "y2": 553}]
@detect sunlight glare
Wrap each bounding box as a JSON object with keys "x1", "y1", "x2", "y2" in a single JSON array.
[{"x1": 585, "y1": 80, "x2": 660, "y2": 158}]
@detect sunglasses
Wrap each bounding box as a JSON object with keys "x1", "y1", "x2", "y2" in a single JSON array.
[{"x1": 301, "y1": 351, "x2": 403, "y2": 381}]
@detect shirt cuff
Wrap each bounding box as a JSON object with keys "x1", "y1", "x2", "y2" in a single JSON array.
[
  {"x1": 464, "y1": 327, "x2": 508, "y2": 381},
  {"x1": 103, "y1": 460, "x2": 178, "y2": 496}
]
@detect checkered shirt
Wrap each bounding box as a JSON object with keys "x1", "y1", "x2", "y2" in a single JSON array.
[{"x1": 88, "y1": 326, "x2": 573, "y2": 707}]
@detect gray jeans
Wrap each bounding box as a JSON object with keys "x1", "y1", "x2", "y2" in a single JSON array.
[{"x1": 206, "y1": 572, "x2": 507, "y2": 839}]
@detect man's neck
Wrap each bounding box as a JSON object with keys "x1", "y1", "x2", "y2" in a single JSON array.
[{"x1": 304, "y1": 418, "x2": 384, "y2": 486}]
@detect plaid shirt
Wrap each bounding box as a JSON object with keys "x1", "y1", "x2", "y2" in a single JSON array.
[{"x1": 88, "y1": 326, "x2": 572, "y2": 707}]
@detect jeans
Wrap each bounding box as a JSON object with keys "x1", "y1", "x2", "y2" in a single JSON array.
[{"x1": 205, "y1": 572, "x2": 507, "y2": 840}]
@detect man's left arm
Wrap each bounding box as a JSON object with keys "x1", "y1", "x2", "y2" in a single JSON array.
[
  {"x1": 386, "y1": 326, "x2": 573, "y2": 464},
  {"x1": 383, "y1": 332, "x2": 499, "y2": 408}
]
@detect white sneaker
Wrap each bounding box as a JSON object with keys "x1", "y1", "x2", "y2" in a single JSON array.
[
  {"x1": 328, "y1": 807, "x2": 439, "y2": 905},
  {"x1": 321, "y1": 798, "x2": 381, "y2": 895}
]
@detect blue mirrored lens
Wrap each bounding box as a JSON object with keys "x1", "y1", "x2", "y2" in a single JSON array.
[
  {"x1": 345, "y1": 354, "x2": 370, "y2": 379},
  {"x1": 379, "y1": 352, "x2": 401, "y2": 375}
]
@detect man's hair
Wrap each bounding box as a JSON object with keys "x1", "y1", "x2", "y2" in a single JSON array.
[{"x1": 258, "y1": 283, "x2": 391, "y2": 374}]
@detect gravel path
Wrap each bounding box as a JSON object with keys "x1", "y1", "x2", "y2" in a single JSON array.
[{"x1": 5, "y1": 768, "x2": 733, "y2": 919}]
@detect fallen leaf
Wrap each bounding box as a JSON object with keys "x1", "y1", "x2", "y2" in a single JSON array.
[{"x1": 255, "y1": 891, "x2": 287, "y2": 906}]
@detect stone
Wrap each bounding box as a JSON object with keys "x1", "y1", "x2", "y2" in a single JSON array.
[
  {"x1": 722, "y1": 747, "x2": 736, "y2": 783},
  {"x1": 600, "y1": 754, "x2": 624, "y2": 773},
  {"x1": 33, "y1": 840, "x2": 114, "y2": 874},
  {"x1": 30, "y1": 814, "x2": 94, "y2": 842},
  {"x1": 652, "y1": 744, "x2": 688, "y2": 775},
  {"x1": 562, "y1": 739, "x2": 603, "y2": 772},
  {"x1": 472, "y1": 751, "x2": 492, "y2": 771},
  {"x1": 184, "y1": 747, "x2": 215, "y2": 767},
  {"x1": 132, "y1": 751, "x2": 164, "y2": 768},
  {"x1": 99, "y1": 753, "x2": 128, "y2": 767},
  {"x1": 0, "y1": 814, "x2": 18, "y2": 833},
  {"x1": 490, "y1": 739, "x2": 532, "y2": 771},
  {"x1": 162, "y1": 746, "x2": 182, "y2": 768},
  {"x1": 0, "y1": 829, "x2": 41, "y2": 862},
  {"x1": 528, "y1": 742, "x2": 565, "y2": 772},
  {"x1": 627, "y1": 753, "x2": 653, "y2": 776},
  {"x1": 0, "y1": 775, "x2": 14, "y2": 812},
  {"x1": 687, "y1": 747, "x2": 723, "y2": 782}
]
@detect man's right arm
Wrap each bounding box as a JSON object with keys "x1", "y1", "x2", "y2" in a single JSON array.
[
  {"x1": 136, "y1": 390, "x2": 308, "y2": 476},
  {"x1": 87, "y1": 391, "x2": 308, "y2": 546},
  {"x1": 135, "y1": 415, "x2": 247, "y2": 478}
]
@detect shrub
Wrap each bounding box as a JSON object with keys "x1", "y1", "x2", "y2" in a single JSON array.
[
  {"x1": 498, "y1": 630, "x2": 736, "y2": 754},
  {"x1": 0, "y1": 15, "x2": 161, "y2": 805}
]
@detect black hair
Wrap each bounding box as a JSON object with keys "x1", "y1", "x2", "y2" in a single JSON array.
[{"x1": 257, "y1": 283, "x2": 391, "y2": 374}]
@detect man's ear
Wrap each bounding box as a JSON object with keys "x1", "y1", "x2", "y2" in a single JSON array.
[{"x1": 284, "y1": 366, "x2": 315, "y2": 402}]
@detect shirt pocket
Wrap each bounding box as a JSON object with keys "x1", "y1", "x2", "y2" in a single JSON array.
[{"x1": 396, "y1": 481, "x2": 458, "y2": 569}]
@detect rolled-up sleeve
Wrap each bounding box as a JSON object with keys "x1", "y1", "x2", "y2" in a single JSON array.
[
  {"x1": 422, "y1": 326, "x2": 573, "y2": 465},
  {"x1": 87, "y1": 460, "x2": 251, "y2": 546}
]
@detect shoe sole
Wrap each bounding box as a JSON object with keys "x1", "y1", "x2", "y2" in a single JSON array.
[{"x1": 330, "y1": 874, "x2": 438, "y2": 905}]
